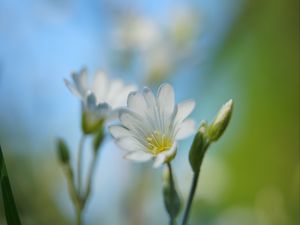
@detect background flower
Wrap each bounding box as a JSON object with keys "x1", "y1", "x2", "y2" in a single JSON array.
[{"x1": 65, "y1": 68, "x2": 136, "y2": 120}]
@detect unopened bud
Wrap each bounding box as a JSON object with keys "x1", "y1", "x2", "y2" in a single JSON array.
[
  {"x1": 207, "y1": 99, "x2": 233, "y2": 142},
  {"x1": 82, "y1": 111, "x2": 104, "y2": 134},
  {"x1": 189, "y1": 121, "x2": 208, "y2": 173},
  {"x1": 56, "y1": 138, "x2": 70, "y2": 164}
]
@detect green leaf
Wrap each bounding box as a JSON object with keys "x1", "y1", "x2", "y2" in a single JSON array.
[
  {"x1": 0, "y1": 145, "x2": 22, "y2": 225},
  {"x1": 56, "y1": 138, "x2": 70, "y2": 164}
]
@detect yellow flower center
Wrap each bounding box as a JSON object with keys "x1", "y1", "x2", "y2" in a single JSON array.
[{"x1": 146, "y1": 131, "x2": 173, "y2": 155}]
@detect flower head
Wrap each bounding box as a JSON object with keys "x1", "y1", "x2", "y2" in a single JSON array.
[
  {"x1": 64, "y1": 68, "x2": 136, "y2": 121},
  {"x1": 109, "y1": 83, "x2": 196, "y2": 167}
]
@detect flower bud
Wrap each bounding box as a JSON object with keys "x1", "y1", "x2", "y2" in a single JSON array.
[
  {"x1": 81, "y1": 110, "x2": 104, "y2": 135},
  {"x1": 207, "y1": 99, "x2": 233, "y2": 142},
  {"x1": 162, "y1": 166, "x2": 181, "y2": 220},
  {"x1": 189, "y1": 121, "x2": 208, "y2": 173},
  {"x1": 56, "y1": 138, "x2": 70, "y2": 164}
]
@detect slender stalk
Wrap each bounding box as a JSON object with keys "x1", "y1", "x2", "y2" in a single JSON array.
[
  {"x1": 63, "y1": 165, "x2": 82, "y2": 225},
  {"x1": 166, "y1": 162, "x2": 176, "y2": 225},
  {"x1": 167, "y1": 163, "x2": 175, "y2": 191},
  {"x1": 181, "y1": 171, "x2": 199, "y2": 225},
  {"x1": 181, "y1": 142, "x2": 210, "y2": 225},
  {"x1": 74, "y1": 135, "x2": 86, "y2": 225},
  {"x1": 76, "y1": 208, "x2": 82, "y2": 225},
  {"x1": 170, "y1": 218, "x2": 175, "y2": 225},
  {"x1": 77, "y1": 135, "x2": 86, "y2": 196},
  {"x1": 82, "y1": 152, "x2": 98, "y2": 204}
]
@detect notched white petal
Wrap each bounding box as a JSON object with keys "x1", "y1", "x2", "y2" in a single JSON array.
[
  {"x1": 176, "y1": 119, "x2": 196, "y2": 140},
  {"x1": 119, "y1": 108, "x2": 143, "y2": 129},
  {"x1": 107, "y1": 79, "x2": 123, "y2": 102},
  {"x1": 64, "y1": 79, "x2": 81, "y2": 98},
  {"x1": 157, "y1": 83, "x2": 175, "y2": 115},
  {"x1": 109, "y1": 125, "x2": 130, "y2": 139},
  {"x1": 110, "y1": 85, "x2": 137, "y2": 109},
  {"x1": 124, "y1": 151, "x2": 153, "y2": 162},
  {"x1": 176, "y1": 100, "x2": 195, "y2": 123},
  {"x1": 92, "y1": 70, "x2": 108, "y2": 101},
  {"x1": 127, "y1": 91, "x2": 147, "y2": 115},
  {"x1": 143, "y1": 87, "x2": 156, "y2": 107},
  {"x1": 79, "y1": 68, "x2": 88, "y2": 90},
  {"x1": 116, "y1": 137, "x2": 142, "y2": 151}
]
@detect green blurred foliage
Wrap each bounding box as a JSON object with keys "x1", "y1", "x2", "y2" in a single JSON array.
[{"x1": 192, "y1": 0, "x2": 299, "y2": 224}]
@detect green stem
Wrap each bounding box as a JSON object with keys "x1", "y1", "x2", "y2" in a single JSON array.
[
  {"x1": 82, "y1": 152, "x2": 98, "y2": 204},
  {"x1": 167, "y1": 162, "x2": 176, "y2": 225},
  {"x1": 170, "y1": 218, "x2": 175, "y2": 225},
  {"x1": 181, "y1": 142, "x2": 210, "y2": 225},
  {"x1": 167, "y1": 163, "x2": 175, "y2": 191},
  {"x1": 76, "y1": 207, "x2": 82, "y2": 225},
  {"x1": 64, "y1": 165, "x2": 83, "y2": 225},
  {"x1": 77, "y1": 135, "x2": 86, "y2": 196},
  {"x1": 181, "y1": 171, "x2": 199, "y2": 225}
]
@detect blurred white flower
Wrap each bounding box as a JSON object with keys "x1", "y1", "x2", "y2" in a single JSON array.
[
  {"x1": 114, "y1": 17, "x2": 160, "y2": 51},
  {"x1": 109, "y1": 83, "x2": 196, "y2": 167},
  {"x1": 64, "y1": 68, "x2": 136, "y2": 120}
]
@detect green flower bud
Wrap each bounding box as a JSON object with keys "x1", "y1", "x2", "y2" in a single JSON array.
[
  {"x1": 82, "y1": 111, "x2": 104, "y2": 134},
  {"x1": 189, "y1": 121, "x2": 208, "y2": 173},
  {"x1": 207, "y1": 99, "x2": 233, "y2": 142},
  {"x1": 162, "y1": 165, "x2": 181, "y2": 220},
  {"x1": 56, "y1": 138, "x2": 70, "y2": 164}
]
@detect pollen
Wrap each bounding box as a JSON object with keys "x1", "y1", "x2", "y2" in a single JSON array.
[{"x1": 146, "y1": 130, "x2": 173, "y2": 155}]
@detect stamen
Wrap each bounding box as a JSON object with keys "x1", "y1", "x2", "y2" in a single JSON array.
[{"x1": 146, "y1": 131, "x2": 172, "y2": 155}]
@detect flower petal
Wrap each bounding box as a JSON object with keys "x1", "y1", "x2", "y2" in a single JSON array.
[
  {"x1": 64, "y1": 79, "x2": 82, "y2": 98},
  {"x1": 175, "y1": 119, "x2": 196, "y2": 140},
  {"x1": 72, "y1": 69, "x2": 88, "y2": 94},
  {"x1": 119, "y1": 109, "x2": 149, "y2": 131},
  {"x1": 175, "y1": 100, "x2": 195, "y2": 123},
  {"x1": 111, "y1": 84, "x2": 137, "y2": 108},
  {"x1": 127, "y1": 91, "x2": 147, "y2": 115},
  {"x1": 157, "y1": 83, "x2": 175, "y2": 115},
  {"x1": 124, "y1": 151, "x2": 153, "y2": 162},
  {"x1": 109, "y1": 125, "x2": 130, "y2": 139},
  {"x1": 78, "y1": 68, "x2": 88, "y2": 91},
  {"x1": 92, "y1": 71, "x2": 108, "y2": 102},
  {"x1": 143, "y1": 87, "x2": 156, "y2": 107},
  {"x1": 107, "y1": 79, "x2": 123, "y2": 103},
  {"x1": 153, "y1": 144, "x2": 177, "y2": 168},
  {"x1": 116, "y1": 137, "x2": 144, "y2": 151}
]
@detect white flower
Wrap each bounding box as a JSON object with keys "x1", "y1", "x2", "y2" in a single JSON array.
[
  {"x1": 64, "y1": 68, "x2": 136, "y2": 120},
  {"x1": 109, "y1": 83, "x2": 196, "y2": 168}
]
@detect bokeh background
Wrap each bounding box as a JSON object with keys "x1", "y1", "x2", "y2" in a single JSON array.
[{"x1": 0, "y1": 0, "x2": 299, "y2": 225}]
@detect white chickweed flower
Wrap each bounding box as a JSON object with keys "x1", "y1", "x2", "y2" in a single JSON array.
[
  {"x1": 64, "y1": 68, "x2": 136, "y2": 120},
  {"x1": 109, "y1": 83, "x2": 196, "y2": 168}
]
